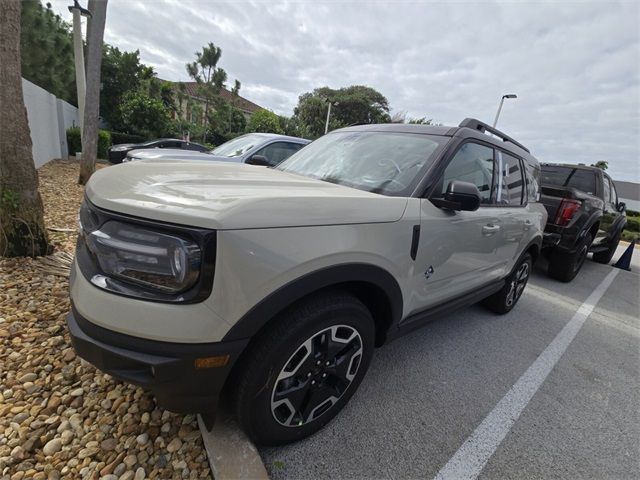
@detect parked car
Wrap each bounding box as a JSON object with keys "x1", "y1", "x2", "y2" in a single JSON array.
[
  {"x1": 123, "y1": 133, "x2": 310, "y2": 166},
  {"x1": 67, "y1": 118, "x2": 545, "y2": 445},
  {"x1": 540, "y1": 163, "x2": 627, "y2": 281},
  {"x1": 108, "y1": 138, "x2": 209, "y2": 164}
]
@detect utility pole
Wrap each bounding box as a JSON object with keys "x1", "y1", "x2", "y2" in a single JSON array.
[{"x1": 68, "y1": 0, "x2": 91, "y2": 145}]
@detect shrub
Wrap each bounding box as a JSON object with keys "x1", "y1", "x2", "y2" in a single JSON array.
[
  {"x1": 110, "y1": 131, "x2": 147, "y2": 145},
  {"x1": 66, "y1": 127, "x2": 81, "y2": 156},
  {"x1": 66, "y1": 127, "x2": 112, "y2": 159},
  {"x1": 246, "y1": 109, "x2": 284, "y2": 134},
  {"x1": 97, "y1": 130, "x2": 111, "y2": 159},
  {"x1": 624, "y1": 217, "x2": 640, "y2": 233}
]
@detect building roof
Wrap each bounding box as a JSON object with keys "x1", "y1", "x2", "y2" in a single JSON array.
[
  {"x1": 166, "y1": 80, "x2": 263, "y2": 114},
  {"x1": 614, "y1": 180, "x2": 640, "y2": 201}
]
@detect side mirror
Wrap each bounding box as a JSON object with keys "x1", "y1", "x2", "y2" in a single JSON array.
[
  {"x1": 432, "y1": 180, "x2": 481, "y2": 212},
  {"x1": 617, "y1": 202, "x2": 626, "y2": 213},
  {"x1": 246, "y1": 155, "x2": 270, "y2": 166}
]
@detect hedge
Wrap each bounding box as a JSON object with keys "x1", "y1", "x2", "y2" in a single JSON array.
[
  {"x1": 109, "y1": 131, "x2": 147, "y2": 145},
  {"x1": 66, "y1": 127, "x2": 112, "y2": 159}
]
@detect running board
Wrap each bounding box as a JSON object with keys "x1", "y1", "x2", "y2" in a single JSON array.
[{"x1": 391, "y1": 280, "x2": 505, "y2": 340}]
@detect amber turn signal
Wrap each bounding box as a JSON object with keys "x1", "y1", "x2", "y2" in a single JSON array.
[{"x1": 194, "y1": 355, "x2": 230, "y2": 369}]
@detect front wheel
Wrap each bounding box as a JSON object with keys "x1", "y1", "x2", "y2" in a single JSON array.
[
  {"x1": 483, "y1": 253, "x2": 532, "y2": 314},
  {"x1": 232, "y1": 291, "x2": 375, "y2": 446}
]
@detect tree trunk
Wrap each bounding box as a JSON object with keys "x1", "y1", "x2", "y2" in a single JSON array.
[
  {"x1": 0, "y1": 0, "x2": 51, "y2": 257},
  {"x1": 78, "y1": 0, "x2": 107, "y2": 185}
]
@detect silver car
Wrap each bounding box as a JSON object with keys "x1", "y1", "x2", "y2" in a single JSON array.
[{"x1": 124, "y1": 133, "x2": 310, "y2": 167}]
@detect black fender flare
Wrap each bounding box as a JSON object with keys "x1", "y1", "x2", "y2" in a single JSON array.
[{"x1": 222, "y1": 263, "x2": 404, "y2": 342}]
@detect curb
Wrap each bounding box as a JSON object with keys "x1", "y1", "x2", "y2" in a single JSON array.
[{"x1": 198, "y1": 413, "x2": 269, "y2": 480}]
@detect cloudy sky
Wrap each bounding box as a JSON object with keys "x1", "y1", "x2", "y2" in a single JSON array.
[{"x1": 49, "y1": 0, "x2": 640, "y2": 182}]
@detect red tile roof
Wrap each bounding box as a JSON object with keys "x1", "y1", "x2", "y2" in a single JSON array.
[{"x1": 167, "y1": 81, "x2": 263, "y2": 114}]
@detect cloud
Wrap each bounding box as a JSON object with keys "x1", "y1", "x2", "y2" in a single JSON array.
[{"x1": 47, "y1": 0, "x2": 639, "y2": 181}]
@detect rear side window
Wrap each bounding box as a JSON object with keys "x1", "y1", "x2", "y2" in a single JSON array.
[
  {"x1": 254, "y1": 142, "x2": 305, "y2": 166},
  {"x1": 524, "y1": 161, "x2": 541, "y2": 203},
  {"x1": 495, "y1": 151, "x2": 525, "y2": 206},
  {"x1": 439, "y1": 142, "x2": 494, "y2": 204},
  {"x1": 541, "y1": 166, "x2": 597, "y2": 195},
  {"x1": 603, "y1": 177, "x2": 611, "y2": 205}
]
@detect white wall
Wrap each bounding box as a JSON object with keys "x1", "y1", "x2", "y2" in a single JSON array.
[
  {"x1": 57, "y1": 98, "x2": 80, "y2": 158},
  {"x1": 22, "y1": 78, "x2": 79, "y2": 168}
]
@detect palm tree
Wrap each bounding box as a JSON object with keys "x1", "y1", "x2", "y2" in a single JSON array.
[{"x1": 0, "y1": 0, "x2": 51, "y2": 257}]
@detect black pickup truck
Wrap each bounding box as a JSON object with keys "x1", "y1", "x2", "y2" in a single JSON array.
[{"x1": 540, "y1": 164, "x2": 627, "y2": 281}]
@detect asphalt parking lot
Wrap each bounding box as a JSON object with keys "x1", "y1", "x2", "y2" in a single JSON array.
[{"x1": 260, "y1": 256, "x2": 640, "y2": 479}]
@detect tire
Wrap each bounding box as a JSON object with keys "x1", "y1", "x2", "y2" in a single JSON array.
[
  {"x1": 592, "y1": 230, "x2": 621, "y2": 264},
  {"x1": 547, "y1": 233, "x2": 592, "y2": 282},
  {"x1": 232, "y1": 291, "x2": 375, "y2": 446},
  {"x1": 483, "y1": 253, "x2": 532, "y2": 314}
]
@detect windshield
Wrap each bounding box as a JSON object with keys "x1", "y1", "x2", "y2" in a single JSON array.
[
  {"x1": 210, "y1": 134, "x2": 264, "y2": 157},
  {"x1": 541, "y1": 166, "x2": 597, "y2": 195},
  {"x1": 276, "y1": 131, "x2": 445, "y2": 196}
]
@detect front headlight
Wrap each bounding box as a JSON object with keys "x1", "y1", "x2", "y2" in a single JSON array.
[
  {"x1": 111, "y1": 146, "x2": 129, "y2": 152},
  {"x1": 84, "y1": 220, "x2": 201, "y2": 293}
]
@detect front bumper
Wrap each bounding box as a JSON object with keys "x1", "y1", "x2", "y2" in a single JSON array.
[{"x1": 67, "y1": 307, "x2": 249, "y2": 414}]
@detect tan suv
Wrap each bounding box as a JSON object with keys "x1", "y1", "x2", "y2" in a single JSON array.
[{"x1": 67, "y1": 118, "x2": 546, "y2": 445}]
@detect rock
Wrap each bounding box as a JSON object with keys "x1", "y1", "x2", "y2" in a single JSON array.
[
  {"x1": 166, "y1": 438, "x2": 182, "y2": 453},
  {"x1": 135, "y1": 433, "x2": 148, "y2": 446},
  {"x1": 11, "y1": 445, "x2": 26, "y2": 461},
  {"x1": 101, "y1": 438, "x2": 118, "y2": 452},
  {"x1": 101, "y1": 476, "x2": 118, "y2": 480},
  {"x1": 78, "y1": 447, "x2": 99, "y2": 459},
  {"x1": 134, "y1": 468, "x2": 145, "y2": 480},
  {"x1": 60, "y1": 430, "x2": 74, "y2": 445},
  {"x1": 123, "y1": 455, "x2": 137, "y2": 469},
  {"x1": 23, "y1": 382, "x2": 37, "y2": 394},
  {"x1": 19, "y1": 373, "x2": 37, "y2": 383},
  {"x1": 113, "y1": 463, "x2": 126, "y2": 477},
  {"x1": 43, "y1": 438, "x2": 62, "y2": 456},
  {"x1": 119, "y1": 472, "x2": 135, "y2": 480},
  {"x1": 172, "y1": 460, "x2": 187, "y2": 470},
  {"x1": 62, "y1": 350, "x2": 76, "y2": 362},
  {"x1": 70, "y1": 388, "x2": 84, "y2": 397},
  {"x1": 57, "y1": 420, "x2": 70, "y2": 433},
  {"x1": 140, "y1": 413, "x2": 150, "y2": 424}
]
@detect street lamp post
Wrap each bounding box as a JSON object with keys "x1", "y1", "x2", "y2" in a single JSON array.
[
  {"x1": 68, "y1": 0, "x2": 92, "y2": 143},
  {"x1": 492, "y1": 94, "x2": 517, "y2": 128},
  {"x1": 324, "y1": 100, "x2": 339, "y2": 134}
]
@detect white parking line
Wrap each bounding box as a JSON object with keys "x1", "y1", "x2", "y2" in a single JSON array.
[{"x1": 433, "y1": 269, "x2": 620, "y2": 480}]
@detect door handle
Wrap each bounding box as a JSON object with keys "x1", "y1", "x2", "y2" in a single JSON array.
[
  {"x1": 523, "y1": 219, "x2": 532, "y2": 231},
  {"x1": 482, "y1": 224, "x2": 500, "y2": 236}
]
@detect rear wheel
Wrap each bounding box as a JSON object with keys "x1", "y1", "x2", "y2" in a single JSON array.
[
  {"x1": 592, "y1": 230, "x2": 621, "y2": 264},
  {"x1": 547, "y1": 233, "x2": 592, "y2": 282},
  {"x1": 232, "y1": 291, "x2": 375, "y2": 446},
  {"x1": 484, "y1": 253, "x2": 532, "y2": 314}
]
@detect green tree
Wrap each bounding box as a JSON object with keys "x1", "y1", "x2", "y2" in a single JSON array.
[
  {"x1": 592, "y1": 160, "x2": 609, "y2": 170},
  {"x1": 186, "y1": 42, "x2": 227, "y2": 141},
  {"x1": 117, "y1": 91, "x2": 171, "y2": 138},
  {"x1": 100, "y1": 45, "x2": 154, "y2": 128},
  {"x1": 20, "y1": 0, "x2": 76, "y2": 104},
  {"x1": 246, "y1": 110, "x2": 284, "y2": 134},
  {"x1": 293, "y1": 85, "x2": 391, "y2": 139}
]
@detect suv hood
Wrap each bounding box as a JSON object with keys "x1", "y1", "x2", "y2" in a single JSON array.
[{"x1": 86, "y1": 160, "x2": 408, "y2": 230}]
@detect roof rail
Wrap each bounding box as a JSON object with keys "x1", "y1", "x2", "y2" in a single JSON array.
[{"x1": 458, "y1": 118, "x2": 530, "y2": 153}]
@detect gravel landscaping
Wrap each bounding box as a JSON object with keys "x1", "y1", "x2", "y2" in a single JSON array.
[{"x1": 1, "y1": 160, "x2": 211, "y2": 480}]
